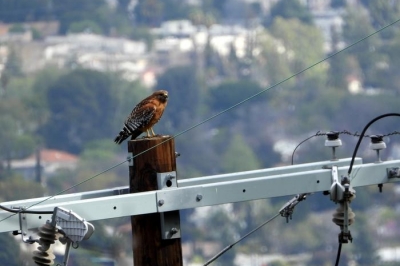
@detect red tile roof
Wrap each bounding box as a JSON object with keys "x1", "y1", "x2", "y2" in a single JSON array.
[{"x1": 26, "y1": 149, "x2": 78, "y2": 163}]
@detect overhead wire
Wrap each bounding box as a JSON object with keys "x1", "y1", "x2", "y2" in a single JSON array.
[
  {"x1": 347, "y1": 113, "x2": 400, "y2": 175},
  {"x1": 1, "y1": 13, "x2": 400, "y2": 226},
  {"x1": 291, "y1": 127, "x2": 400, "y2": 266},
  {"x1": 290, "y1": 129, "x2": 400, "y2": 165},
  {"x1": 203, "y1": 213, "x2": 280, "y2": 266}
]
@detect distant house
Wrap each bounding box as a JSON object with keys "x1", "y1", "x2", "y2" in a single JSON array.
[{"x1": 4, "y1": 149, "x2": 78, "y2": 183}]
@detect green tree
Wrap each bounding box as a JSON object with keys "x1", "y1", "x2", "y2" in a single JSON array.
[
  {"x1": 256, "y1": 29, "x2": 294, "y2": 89},
  {"x1": 155, "y1": 65, "x2": 201, "y2": 131},
  {"x1": 111, "y1": 79, "x2": 148, "y2": 132},
  {"x1": 266, "y1": 0, "x2": 313, "y2": 26},
  {"x1": 52, "y1": 0, "x2": 106, "y2": 34},
  {"x1": 41, "y1": 69, "x2": 117, "y2": 154},
  {"x1": 221, "y1": 134, "x2": 261, "y2": 173},
  {"x1": 208, "y1": 80, "x2": 265, "y2": 114},
  {"x1": 0, "y1": 76, "x2": 39, "y2": 167},
  {"x1": 367, "y1": 0, "x2": 400, "y2": 39},
  {"x1": 0, "y1": 48, "x2": 23, "y2": 92},
  {"x1": 0, "y1": 174, "x2": 44, "y2": 200},
  {"x1": 0, "y1": 233, "x2": 23, "y2": 265},
  {"x1": 134, "y1": 0, "x2": 164, "y2": 27},
  {"x1": 375, "y1": 32, "x2": 400, "y2": 93},
  {"x1": 327, "y1": 25, "x2": 350, "y2": 90},
  {"x1": 270, "y1": 18, "x2": 324, "y2": 76},
  {"x1": 342, "y1": 6, "x2": 382, "y2": 86},
  {"x1": 0, "y1": 0, "x2": 52, "y2": 22},
  {"x1": 68, "y1": 20, "x2": 103, "y2": 34}
]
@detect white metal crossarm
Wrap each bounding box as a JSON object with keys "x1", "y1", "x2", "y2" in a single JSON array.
[{"x1": 2, "y1": 157, "x2": 400, "y2": 234}]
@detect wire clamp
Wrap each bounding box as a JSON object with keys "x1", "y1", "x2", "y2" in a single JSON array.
[{"x1": 279, "y1": 193, "x2": 308, "y2": 223}]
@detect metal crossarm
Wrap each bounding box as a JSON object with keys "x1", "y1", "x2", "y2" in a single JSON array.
[{"x1": 2, "y1": 157, "x2": 400, "y2": 234}]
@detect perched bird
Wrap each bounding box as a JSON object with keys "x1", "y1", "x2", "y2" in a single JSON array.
[{"x1": 114, "y1": 90, "x2": 168, "y2": 144}]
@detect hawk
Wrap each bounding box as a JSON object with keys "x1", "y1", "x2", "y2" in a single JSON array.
[{"x1": 114, "y1": 90, "x2": 168, "y2": 144}]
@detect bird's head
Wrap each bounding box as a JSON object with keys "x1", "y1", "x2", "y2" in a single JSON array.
[{"x1": 154, "y1": 90, "x2": 168, "y2": 103}]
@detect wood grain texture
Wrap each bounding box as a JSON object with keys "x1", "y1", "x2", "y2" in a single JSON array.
[{"x1": 128, "y1": 136, "x2": 183, "y2": 266}]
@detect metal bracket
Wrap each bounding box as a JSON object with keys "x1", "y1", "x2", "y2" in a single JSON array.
[
  {"x1": 128, "y1": 155, "x2": 134, "y2": 167},
  {"x1": 157, "y1": 171, "x2": 180, "y2": 240},
  {"x1": 157, "y1": 171, "x2": 177, "y2": 190},
  {"x1": 18, "y1": 210, "x2": 37, "y2": 244},
  {"x1": 330, "y1": 166, "x2": 344, "y2": 202},
  {"x1": 160, "y1": 211, "x2": 181, "y2": 239}
]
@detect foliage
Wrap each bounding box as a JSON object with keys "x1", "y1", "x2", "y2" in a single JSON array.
[
  {"x1": 208, "y1": 80, "x2": 265, "y2": 114},
  {"x1": 269, "y1": 18, "x2": 325, "y2": 76},
  {"x1": 0, "y1": 0, "x2": 52, "y2": 23},
  {"x1": 134, "y1": 0, "x2": 164, "y2": 27},
  {"x1": 366, "y1": 0, "x2": 400, "y2": 39},
  {"x1": 267, "y1": 0, "x2": 314, "y2": 26},
  {"x1": 0, "y1": 74, "x2": 41, "y2": 162},
  {"x1": 0, "y1": 48, "x2": 23, "y2": 89},
  {"x1": 0, "y1": 233, "x2": 23, "y2": 265},
  {"x1": 342, "y1": 6, "x2": 382, "y2": 86},
  {"x1": 374, "y1": 32, "x2": 400, "y2": 93},
  {"x1": 68, "y1": 20, "x2": 103, "y2": 34},
  {"x1": 155, "y1": 65, "x2": 202, "y2": 131},
  {"x1": 1, "y1": 2, "x2": 400, "y2": 266},
  {"x1": 40, "y1": 69, "x2": 117, "y2": 154},
  {"x1": 52, "y1": 0, "x2": 106, "y2": 34},
  {"x1": 221, "y1": 134, "x2": 261, "y2": 173},
  {"x1": 111, "y1": 79, "x2": 148, "y2": 133},
  {"x1": 0, "y1": 174, "x2": 44, "y2": 201}
]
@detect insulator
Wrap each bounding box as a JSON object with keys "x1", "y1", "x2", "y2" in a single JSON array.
[
  {"x1": 370, "y1": 135, "x2": 386, "y2": 151},
  {"x1": 32, "y1": 248, "x2": 55, "y2": 266},
  {"x1": 32, "y1": 223, "x2": 58, "y2": 266},
  {"x1": 325, "y1": 131, "x2": 342, "y2": 147},
  {"x1": 332, "y1": 204, "x2": 355, "y2": 227}
]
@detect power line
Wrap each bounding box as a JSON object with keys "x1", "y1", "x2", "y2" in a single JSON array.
[
  {"x1": 203, "y1": 213, "x2": 280, "y2": 266},
  {"x1": 1, "y1": 15, "x2": 400, "y2": 224},
  {"x1": 291, "y1": 130, "x2": 400, "y2": 165}
]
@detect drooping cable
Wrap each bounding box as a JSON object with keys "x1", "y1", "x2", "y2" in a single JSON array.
[
  {"x1": 291, "y1": 130, "x2": 400, "y2": 166},
  {"x1": 291, "y1": 131, "x2": 325, "y2": 165},
  {"x1": 335, "y1": 243, "x2": 342, "y2": 266},
  {"x1": 47, "y1": 14, "x2": 400, "y2": 201},
  {"x1": 347, "y1": 113, "x2": 400, "y2": 175},
  {"x1": 1, "y1": 17, "x2": 400, "y2": 224}
]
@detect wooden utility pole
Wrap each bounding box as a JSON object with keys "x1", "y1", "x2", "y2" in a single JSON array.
[{"x1": 128, "y1": 136, "x2": 183, "y2": 266}]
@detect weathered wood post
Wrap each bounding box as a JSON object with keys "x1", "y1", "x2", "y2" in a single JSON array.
[{"x1": 128, "y1": 136, "x2": 183, "y2": 266}]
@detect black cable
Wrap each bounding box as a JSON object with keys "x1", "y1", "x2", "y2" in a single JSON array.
[
  {"x1": 336, "y1": 113, "x2": 400, "y2": 266},
  {"x1": 335, "y1": 243, "x2": 342, "y2": 266},
  {"x1": 347, "y1": 113, "x2": 400, "y2": 175},
  {"x1": 203, "y1": 213, "x2": 280, "y2": 266},
  {"x1": 2, "y1": 14, "x2": 399, "y2": 224},
  {"x1": 0, "y1": 204, "x2": 53, "y2": 214},
  {"x1": 291, "y1": 131, "x2": 325, "y2": 165}
]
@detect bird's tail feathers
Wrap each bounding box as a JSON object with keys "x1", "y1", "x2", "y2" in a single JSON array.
[
  {"x1": 114, "y1": 127, "x2": 142, "y2": 144},
  {"x1": 114, "y1": 130, "x2": 129, "y2": 144}
]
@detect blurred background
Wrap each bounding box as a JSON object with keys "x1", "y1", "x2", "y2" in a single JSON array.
[{"x1": 0, "y1": 0, "x2": 400, "y2": 265}]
